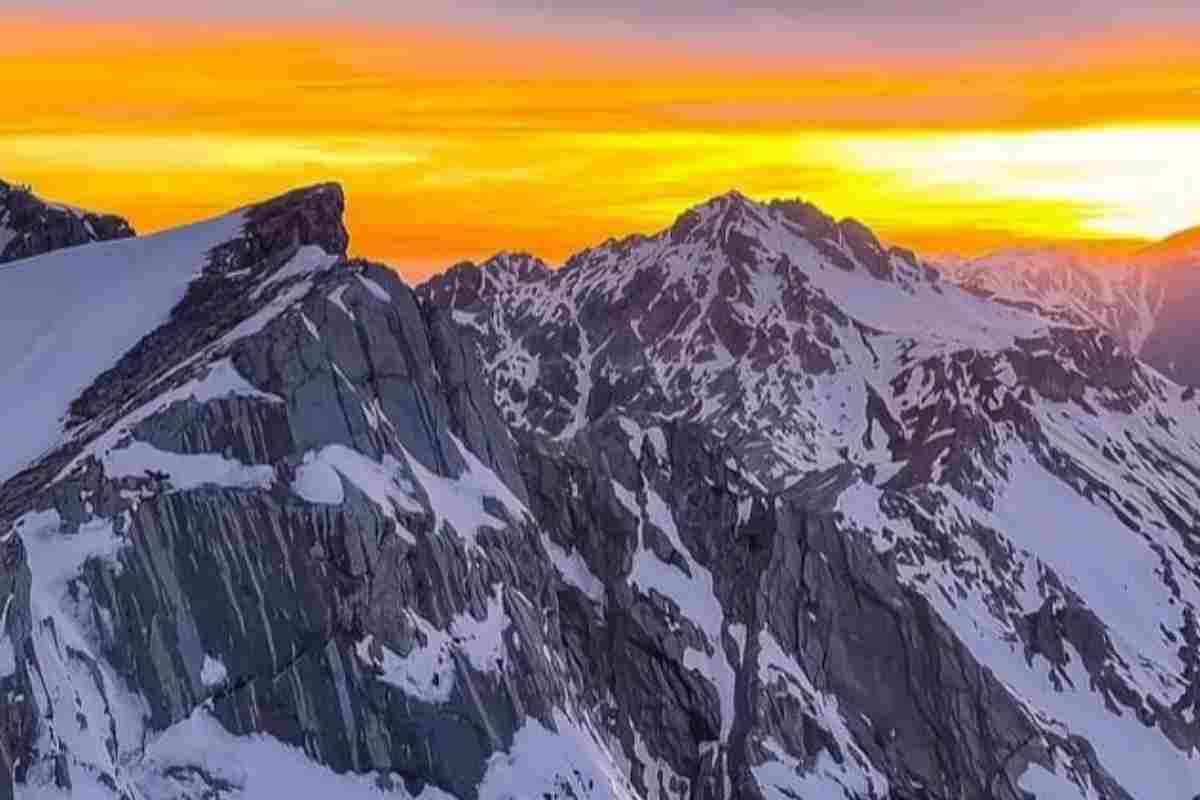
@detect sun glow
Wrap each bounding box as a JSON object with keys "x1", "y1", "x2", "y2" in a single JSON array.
[
  {"x1": 833, "y1": 126, "x2": 1200, "y2": 241},
  {"x1": 2, "y1": 16, "x2": 1198, "y2": 277}
]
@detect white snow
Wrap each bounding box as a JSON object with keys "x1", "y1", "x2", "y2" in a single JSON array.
[
  {"x1": 617, "y1": 417, "x2": 669, "y2": 462},
  {"x1": 853, "y1": 447, "x2": 1200, "y2": 799},
  {"x1": 134, "y1": 706, "x2": 455, "y2": 800},
  {"x1": 13, "y1": 508, "x2": 151, "y2": 789},
  {"x1": 1019, "y1": 760, "x2": 1093, "y2": 799},
  {"x1": 940, "y1": 247, "x2": 1159, "y2": 353},
  {"x1": 355, "y1": 587, "x2": 510, "y2": 703},
  {"x1": 251, "y1": 245, "x2": 336, "y2": 299},
  {"x1": 623, "y1": 483, "x2": 728, "y2": 651},
  {"x1": 617, "y1": 478, "x2": 737, "y2": 743},
  {"x1": 756, "y1": 630, "x2": 889, "y2": 797},
  {"x1": 17, "y1": 510, "x2": 127, "y2": 593},
  {"x1": 0, "y1": 210, "x2": 246, "y2": 482},
  {"x1": 327, "y1": 284, "x2": 355, "y2": 320},
  {"x1": 54, "y1": 357, "x2": 279, "y2": 486},
  {"x1": 938, "y1": 588, "x2": 1200, "y2": 800},
  {"x1": 201, "y1": 654, "x2": 228, "y2": 688},
  {"x1": 992, "y1": 448, "x2": 1182, "y2": 682},
  {"x1": 477, "y1": 709, "x2": 640, "y2": 800},
  {"x1": 754, "y1": 739, "x2": 878, "y2": 800},
  {"x1": 292, "y1": 450, "x2": 348, "y2": 505},
  {"x1": 103, "y1": 441, "x2": 275, "y2": 492},
  {"x1": 454, "y1": 587, "x2": 510, "y2": 673},
  {"x1": 355, "y1": 630, "x2": 455, "y2": 704},
  {"x1": 632, "y1": 725, "x2": 690, "y2": 799},
  {"x1": 291, "y1": 445, "x2": 420, "y2": 543},
  {"x1": 187, "y1": 358, "x2": 282, "y2": 404},
  {"x1": 542, "y1": 533, "x2": 606, "y2": 607},
  {"x1": 401, "y1": 436, "x2": 528, "y2": 548},
  {"x1": 219, "y1": 276, "x2": 316, "y2": 347},
  {"x1": 292, "y1": 439, "x2": 527, "y2": 550},
  {"x1": 300, "y1": 312, "x2": 322, "y2": 340}
]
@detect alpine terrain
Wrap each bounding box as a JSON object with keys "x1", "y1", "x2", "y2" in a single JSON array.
[
  {"x1": 939, "y1": 228, "x2": 1200, "y2": 386},
  {"x1": 3, "y1": 184, "x2": 1200, "y2": 800}
]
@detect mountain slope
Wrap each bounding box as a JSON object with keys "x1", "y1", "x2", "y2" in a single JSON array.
[
  {"x1": 4, "y1": 185, "x2": 1200, "y2": 800},
  {"x1": 0, "y1": 210, "x2": 243, "y2": 483},
  {"x1": 0, "y1": 180, "x2": 134, "y2": 264},
  {"x1": 938, "y1": 248, "x2": 1160, "y2": 353},
  {"x1": 0, "y1": 184, "x2": 644, "y2": 800},
  {"x1": 424, "y1": 191, "x2": 1200, "y2": 798},
  {"x1": 938, "y1": 229, "x2": 1200, "y2": 386}
]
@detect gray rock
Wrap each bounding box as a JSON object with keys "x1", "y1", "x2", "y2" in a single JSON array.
[{"x1": 0, "y1": 180, "x2": 134, "y2": 263}]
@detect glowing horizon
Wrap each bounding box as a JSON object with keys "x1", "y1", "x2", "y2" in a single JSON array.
[{"x1": 3, "y1": 14, "x2": 1197, "y2": 279}]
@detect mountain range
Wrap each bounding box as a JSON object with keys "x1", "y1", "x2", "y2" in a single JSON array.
[
  {"x1": 938, "y1": 228, "x2": 1200, "y2": 385},
  {"x1": 2, "y1": 182, "x2": 1200, "y2": 799}
]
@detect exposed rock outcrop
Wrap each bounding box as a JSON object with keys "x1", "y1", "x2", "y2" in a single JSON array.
[{"x1": 0, "y1": 180, "x2": 134, "y2": 263}]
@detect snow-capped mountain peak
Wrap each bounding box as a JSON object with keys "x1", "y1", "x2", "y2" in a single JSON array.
[{"x1": 422, "y1": 191, "x2": 1061, "y2": 452}]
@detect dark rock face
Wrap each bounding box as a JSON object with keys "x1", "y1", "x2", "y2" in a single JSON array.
[
  {"x1": 517, "y1": 421, "x2": 1103, "y2": 800},
  {"x1": 419, "y1": 252, "x2": 551, "y2": 309},
  {"x1": 0, "y1": 180, "x2": 134, "y2": 263},
  {"x1": 4, "y1": 187, "x2": 1200, "y2": 798},
  {"x1": 205, "y1": 182, "x2": 349, "y2": 276}
]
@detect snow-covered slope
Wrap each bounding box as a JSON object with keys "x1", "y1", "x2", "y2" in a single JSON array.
[
  {"x1": 0, "y1": 212, "x2": 245, "y2": 482},
  {"x1": 938, "y1": 247, "x2": 1160, "y2": 352}
]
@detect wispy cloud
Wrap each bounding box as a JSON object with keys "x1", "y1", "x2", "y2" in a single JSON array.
[{"x1": 1, "y1": 14, "x2": 1197, "y2": 274}]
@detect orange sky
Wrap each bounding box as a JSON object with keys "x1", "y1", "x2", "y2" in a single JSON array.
[{"x1": 3, "y1": 15, "x2": 1198, "y2": 279}]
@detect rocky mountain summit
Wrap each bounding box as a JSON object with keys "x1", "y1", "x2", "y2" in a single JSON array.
[
  {"x1": 0, "y1": 181, "x2": 134, "y2": 264},
  {"x1": 3, "y1": 183, "x2": 1200, "y2": 799}
]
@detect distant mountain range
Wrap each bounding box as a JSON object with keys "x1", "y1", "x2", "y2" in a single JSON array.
[
  {"x1": 937, "y1": 227, "x2": 1200, "y2": 384},
  {"x1": 3, "y1": 182, "x2": 1200, "y2": 800}
]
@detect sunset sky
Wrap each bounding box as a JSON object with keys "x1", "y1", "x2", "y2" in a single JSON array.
[{"x1": 3, "y1": 4, "x2": 1199, "y2": 279}]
